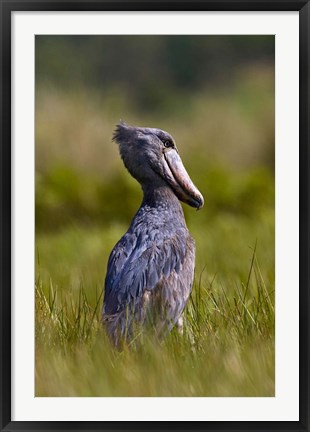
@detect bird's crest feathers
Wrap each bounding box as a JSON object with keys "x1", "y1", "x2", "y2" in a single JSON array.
[{"x1": 112, "y1": 122, "x2": 134, "y2": 145}]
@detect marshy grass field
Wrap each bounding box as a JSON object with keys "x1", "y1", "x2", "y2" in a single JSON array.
[{"x1": 35, "y1": 35, "x2": 275, "y2": 397}]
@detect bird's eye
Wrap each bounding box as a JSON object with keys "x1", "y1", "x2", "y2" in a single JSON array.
[{"x1": 163, "y1": 140, "x2": 173, "y2": 148}]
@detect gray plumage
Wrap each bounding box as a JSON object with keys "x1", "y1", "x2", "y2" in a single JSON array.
[{"x1": 102, "y1": 122, "x2": 203, "y2": 346}]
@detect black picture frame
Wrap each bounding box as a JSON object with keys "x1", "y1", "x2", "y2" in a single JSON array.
[{"x1": 1, "y1": 1, "x2": 309, "y2": 431}]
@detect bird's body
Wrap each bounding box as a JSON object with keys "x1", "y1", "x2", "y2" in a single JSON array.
[{"x1": 102, "y1": 123, "x2": 203, "y2": 346}]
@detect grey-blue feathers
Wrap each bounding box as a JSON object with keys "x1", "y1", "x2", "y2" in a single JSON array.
[{"x1": 102, "y1": 123, "x2": 203, "y2": 346}]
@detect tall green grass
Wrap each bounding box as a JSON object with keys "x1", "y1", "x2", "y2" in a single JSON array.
[{"x1": 35, "y1": 213, "x2": 274, "y2": 397}]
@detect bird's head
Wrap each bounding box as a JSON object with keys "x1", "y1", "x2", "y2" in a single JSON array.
[{"x1": 113, "y1": 122, "x2": 204, "y2": 210}]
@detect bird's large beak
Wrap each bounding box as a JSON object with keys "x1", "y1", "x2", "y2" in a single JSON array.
[{"x1": 162, "y1": 149, "x2": 204, "y2": 209}]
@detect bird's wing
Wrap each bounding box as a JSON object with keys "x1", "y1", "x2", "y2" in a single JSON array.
[{"x1": 103, "y1": 229, "x2": 187, "y2": 315}]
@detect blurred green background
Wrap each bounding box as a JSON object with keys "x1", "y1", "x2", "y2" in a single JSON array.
[{"x1": 35, "y1": 36, "x2": 275, "y2": 397}]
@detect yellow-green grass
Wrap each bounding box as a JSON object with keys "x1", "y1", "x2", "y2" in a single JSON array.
[{"x1": 35, "y1": 212, "x2": 274, "y2": 397}]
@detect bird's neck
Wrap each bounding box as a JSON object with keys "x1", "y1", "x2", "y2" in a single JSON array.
[{"x1": 141, "y1": 183, "x2": 184, "y2": 216}]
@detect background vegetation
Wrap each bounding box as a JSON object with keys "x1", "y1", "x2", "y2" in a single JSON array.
[{"x1": 35, "y1": 35, "x2": 275, "y2": 397}]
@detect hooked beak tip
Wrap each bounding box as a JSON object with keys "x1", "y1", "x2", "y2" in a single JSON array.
[{"x1": 195, "y1": 195, "x2": 204, "y2": 210}]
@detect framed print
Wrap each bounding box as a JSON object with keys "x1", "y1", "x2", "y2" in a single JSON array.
[{"x1": 1, "y1": 1, "x2": 309, "y2": 431}]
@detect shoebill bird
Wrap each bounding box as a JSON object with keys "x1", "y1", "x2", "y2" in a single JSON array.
[{"x1": 102, "y1": 123, "x2": 204, "y2": 346}]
